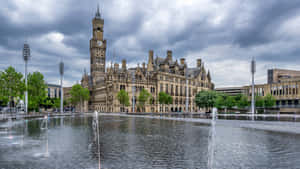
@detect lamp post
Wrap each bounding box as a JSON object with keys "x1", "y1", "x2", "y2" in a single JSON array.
[
  {"x1": 251, "y1": 57, "x2": 256, "y2": 115},
  {"x1": 59, "y1": 61, "x2": 64, "y2": 114},
  {"x1": 131, "y1": 70, "x2": 136, "y2": 113},
  {"x1": 23, "y1": 43, "x2": 31, "y2": 114},
  {"x1": 185, "y1": 66, "x2": 189, "y2": 113}
]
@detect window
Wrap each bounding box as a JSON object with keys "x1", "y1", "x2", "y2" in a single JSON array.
[
  {"x1": 180, "y1": 86, "x2": 183, "y2": 96},
  {"x1": 151, "y1": 87, "x2": 155, "y2": 93},
  {"x1": 166, "y1": 84, "x2": 168, "y2": 94},
  {"x1": 120, "y1": 85, "x2": 125, "y2": 90}
]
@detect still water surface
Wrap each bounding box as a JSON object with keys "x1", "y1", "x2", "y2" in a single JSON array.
[{"x1": 0, "y1": 115, "x2": 300, "y2": 169}]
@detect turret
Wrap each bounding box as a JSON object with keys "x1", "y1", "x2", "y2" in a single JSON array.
[
  {"x1": 122, "y1": 59, "x2": 127, "y2": 71},
  {"x1": 207, "y1": 70, "x2": 211, "y2": 82},
  {"x1": 147, "y1": 50, "x2": 154, "y2": 71},
  {"x1": 95, "y1": 4, "x2": 101, "y2": 19},
  {"x1": 180, "y1": 58, "x2": 185, "y2": 65},
  {"x1": 167, "y1": 50, "x2": 172, "y2": 61},
  {"x1": 142, "y1": 62, "x2": 146, "y2": 71},
  {"x1": 114, "y1": 63, "x2": 119, "y2": 72},
  {"x1": 197, "y1": 59, "x2": 202, "y2": 68}
]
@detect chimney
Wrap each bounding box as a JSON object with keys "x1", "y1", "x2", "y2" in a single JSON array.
[
  {"x1": 147, "y1": 50, "x2": 154, "y2": 71},
  {"x1": 122, "y1": 59, "x2": 127, "y2": 71},
  {"x1": 180, "y1": 58, "x2": 185, "y2": 65},
  {"x1": 167, "y1": 50, "x2": 172, "y2": 61},
  {"x1": 114, "y1": 63, "x2": 119, "y2": 72},
  {"x1": 197, "y1": 59, "x2": 202, "y2": 68},
  {"x1": 148, "y1": 50, "x2": 153, "y2": 63}
]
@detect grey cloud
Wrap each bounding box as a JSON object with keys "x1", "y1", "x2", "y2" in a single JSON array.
[{"x1": 1, "y1": 0, "x2": 300, "y2": 87}]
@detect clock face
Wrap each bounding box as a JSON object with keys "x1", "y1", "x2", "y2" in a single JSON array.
[{"x1": 97, "y1": 41, "x2": 102, "y2": 46}]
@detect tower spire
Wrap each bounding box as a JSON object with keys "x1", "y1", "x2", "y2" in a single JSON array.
[{"x1": 95, "y1": 3, "x2": 101, "y2": 19}]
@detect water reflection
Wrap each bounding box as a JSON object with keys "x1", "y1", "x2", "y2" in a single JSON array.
[{"x1": 0, "y1": 115, "x2": 300, "y2": 169}]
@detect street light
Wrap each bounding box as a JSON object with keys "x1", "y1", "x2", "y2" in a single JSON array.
[
  {"x1": 131, "y1": 70, "x2": 136, "y2": 113},
  {"x1": 23, "y1": 43, "x2": 31, "y2": 114},
  {"x1": 185, "y1": 64, "x2": 189, "y2": 113},
  {"x1": 59, "y1": 60, "x2": 64, "y2": 114},
  {"x1": 251, "y1": 57, "x2": 256, "y2": 115}
]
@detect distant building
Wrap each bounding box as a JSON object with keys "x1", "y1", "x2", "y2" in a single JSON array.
[
  {"x1": 244, "y1": 81, "x2": 300, "y2": 107},
  {"x1": 215, "y1": 87, "x2": 245, "y2": 96},
  {"x1": 216, "y1": 69, "x2": 300, "y2": 112},
  {"x1": 63, "y1": 86, "x2": 72, "y2": 102},
  {"x1": 46, "y1": 84, "x2": 61, "y2": 99},
  {"x1": 244, "y1": 69, "x2": 300, "y2": 110},
  {"x1": 268, "y1": 69, "x2": 300, "y2": 84}
]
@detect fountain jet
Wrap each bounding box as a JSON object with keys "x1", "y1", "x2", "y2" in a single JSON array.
[
  {"x1": 208, "y1": 108, "x2": 217, "y2": 169},
  {"x1": 93, "y1": 111, "x2": 101, "y2": 169}
]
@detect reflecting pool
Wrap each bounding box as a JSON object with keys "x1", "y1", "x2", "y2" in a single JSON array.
[{"x1": 1, "y1": 115, "x2": 300, "y2": 169}]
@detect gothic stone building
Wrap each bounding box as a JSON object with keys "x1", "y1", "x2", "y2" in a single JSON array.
[{"x1": 80, "y1": 8, "x2": 214, "y2": 113}]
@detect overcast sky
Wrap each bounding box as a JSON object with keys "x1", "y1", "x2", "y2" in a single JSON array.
[{"x1": 1, "y1": 0, "x2": 300, "y2": 87}]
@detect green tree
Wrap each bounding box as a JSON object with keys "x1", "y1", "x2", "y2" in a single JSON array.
[
  {"x1": 0, "y1": 71, "x2": 6, "y2": 106},
  {"x1": 224, "y1": 96, "x2": 236, "y2": 109},
  {"x1": 158, "y1": 92, "x2": 173, "y2": 112},
  {"x1": 42, "y1": 98, "x2": 53, "y2": 110},
  {"x1": 137, "y1": 88, "x2": 151, "y2": 112},
  {"x1": 53, "y1": 98, "x2": 61, "y2": 109},
  {"x1": 255, "y1": 96, "x2": 264, "y2": 107},
  {"x1": 236, "y1": 95, "x2": 250, "y2": 108},
  {"x1": 0, "y1": 67, "x2": 25, "y2": 110},
  {"x1": 149, "y1": 96, "x2": 155, "y2": 105},
  {"x1": 166, "y1": 95, "x2": 173, "y2": 104},
  {"x1": 70, "y1": 84, "x2": 90, "y2": 112},
  {"x1": 27, "y1": 72, "x2": 47, "y2": 112},
  {"x1": 264, "y1": 94, "x2": 276, "y2": 108},
  {"x1": 117, "y1": 89, "x2": 130, "y2": 112},
  {"x1": 195, "y1": 90, "x2": 218, "y2": 109},
  {"x1": 63, "y1": 99, "x2": 68, "y2": 106},
  {"x1": 215, "y1": 95, "x2": 225, "y2": 109},
  {"x1": 0, "y1": 71, "x2": 9, "y2": 106}
]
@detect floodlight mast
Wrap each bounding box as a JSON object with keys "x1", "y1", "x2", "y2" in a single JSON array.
[
  {"x1": 185, "y1": 65, "x2": 189, "y2": 113},
  {"x1": 23, "y1": 43, "x2": 31, "y2": 114},
  {"x1": 251, "y1": 57, "x2": 256, "y2": 115},
  {"x1": 59, "y1": 61, "x2": 64, "y2": 114}
]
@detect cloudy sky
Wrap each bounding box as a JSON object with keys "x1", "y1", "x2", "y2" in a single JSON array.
[{"x1": 1, "y1": 0, "x2": 300, "y2": 87}]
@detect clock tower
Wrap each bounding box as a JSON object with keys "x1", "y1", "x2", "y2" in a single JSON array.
[{"x1": 90, "y1": 5, "x2": 106, "y2": 84}]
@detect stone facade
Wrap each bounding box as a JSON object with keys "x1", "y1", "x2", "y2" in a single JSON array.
[
  {"x1": 215, "y1": 87, "x2": 245, "y2": 96},
  {"x1": 80, "y1": 9, "x2": 214, "y2": 113},
  {"x1": 244, "y1": 81, "x2": 300, "y2": 107},
  {"x1": 268, "y1": 69, "x2": 300, "y2": 84},
  {"x1": 46, "y1": 84, "x2": 61, "y2": 99}
]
